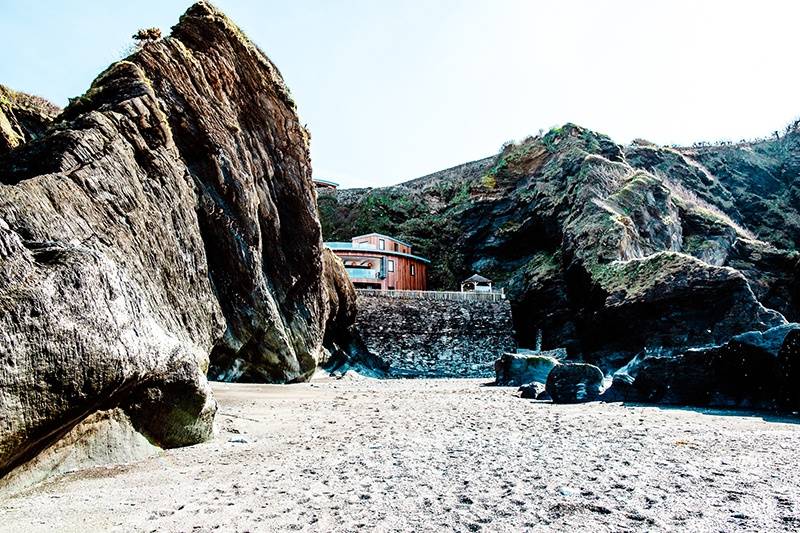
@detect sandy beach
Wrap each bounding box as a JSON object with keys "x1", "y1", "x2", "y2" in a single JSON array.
[{"x1": 1, "y1": 378, "x2": 798, "y2": 532}]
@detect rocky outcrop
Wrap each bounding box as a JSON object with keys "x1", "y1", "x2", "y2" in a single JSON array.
[
  {"x1": 0, "y1": 2, "x2": 338, "y2": 482},
  {"x1": 603, "y1": 324, "x2": 800, "y2": 410},
  {"x1": 318, "y1": 247, "x2": 381, "y2": 374},
  {"x1": 320, "y1": 124, "x2": 795, "y2": 375},
  {"x1": 0, "y1": 85, "x2": 59, "y2": 153},
  {"x1": 494, "y1": 352, "x2": 560, "y2": 386},
  {"x1": 322, "y1": 248, "x2": 358, "y2": 354},
  {"x1": 546, "y1": 363, "x2": 605, "y2": 404}
]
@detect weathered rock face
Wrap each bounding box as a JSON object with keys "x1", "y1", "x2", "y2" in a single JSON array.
[
  {"x1": 0, "y1": 2, "x2": 336, "y2": 481},
  {"x1": 0, "y1": 85, "x2": 60, "y2": 154},
  {"x1": 779, "y1": 329, "x2": 800, "y2": 408},
  {"x1": 320, "y1": 124, "x2": 796, "y2": 372},
  {"x1": 322, "y1": 248, "x2": 358, "y2": 353},
  {"x1": 546, "y1": 363, "x2": 605, "y2": 403},
  {"x1": 603, "y1": 324, "x2": 800, "y2": 410},
  {"x1": 318, "y1": 247, "x2": 379, "y2": 374},
  {"x1": 354, "y1": 293, "x2": 516, "y2": 377},
  {"x1": 494, "y1": 352, "x2": 560, "y2": 386}
]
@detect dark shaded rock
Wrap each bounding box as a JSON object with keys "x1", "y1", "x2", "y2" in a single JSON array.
[
  {"x1": 495, "y1": 353, "x2": 559, "y2": 386},
  {"x1": 0, "y1": 2, "x2": 338, "y2": 482},
  {"x1": 546, "y1": 363, "x2": 605, "y2": 403},
  {"x1": 604, "y1": 324, "x2": 800, "y2": 409},
  {"x1": 580, "y1": 252, "x2": 784, "y2": 371},
  {"x1": 676, "y1": 131, "x2": 800, "y2": 252},
  {"x1": 322, "y1": 248, "x2": 358, "y2": 353},
  {"x1": 319, "y1": 248, "x2": 387, "y2": 376},
  {"x1": 778, "y1": 329, "x2": 800, "y2": 409},
  {"x1": 519, "y1": 382, "x2": 550, "y2": 400}
]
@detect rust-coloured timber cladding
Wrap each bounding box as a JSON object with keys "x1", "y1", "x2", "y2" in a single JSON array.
[{"x1": 325, "y1": 233, "x2": 429, "y2": 291}]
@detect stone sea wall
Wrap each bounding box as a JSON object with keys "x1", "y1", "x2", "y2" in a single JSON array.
[{"x1": 355, "y1": 292, "x2": 516, "y2": 377}]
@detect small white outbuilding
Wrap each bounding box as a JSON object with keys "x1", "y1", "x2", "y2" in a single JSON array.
[{"x1": 460, "y1": 273, "x2": 493, "y2": 293}]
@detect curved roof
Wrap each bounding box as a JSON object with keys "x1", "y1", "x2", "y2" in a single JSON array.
[
  {"x1": 462, "y1": 273, "x2": 492, "y2": 283},
  {"x1": 352, "y1": 232, "x2": 413, "y2": 248},
  {"x1": 324, "y1": 242, "x2": 431, "y2": 264}
]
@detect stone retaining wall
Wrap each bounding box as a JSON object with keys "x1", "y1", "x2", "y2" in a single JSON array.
[{"x1": 355, "y1": 293, "x2": 516, "y2": 377}]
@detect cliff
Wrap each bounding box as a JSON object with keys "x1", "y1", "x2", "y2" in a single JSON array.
[
  {"x1": 320, "y1": 124, "x2": 799, "y2": 371},
  {"x1": 0, "y1": 2, "x2": 353, "y2": 484}
]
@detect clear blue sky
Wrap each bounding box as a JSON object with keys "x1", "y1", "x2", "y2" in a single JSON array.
[{"x1": 2, "y1": 1, "x2": 799, "y2": 188}]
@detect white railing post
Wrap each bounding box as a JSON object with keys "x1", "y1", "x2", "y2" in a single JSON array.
[{"x1": 354, "y1": 288, "x2": 506, "y2": 302}]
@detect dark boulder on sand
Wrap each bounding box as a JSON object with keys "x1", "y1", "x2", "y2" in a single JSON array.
[
  {"x1": 495, "y1": 352, "x2": 560, "y2": 386},
  {"x1": 519, "y1": 382, "x2": 550, "y2": 400},
  {"x1": 603, "y1": 324, "x2": 800, "y2": 410},
  {"x1": 546, "y1": 363, "x2": 605, "y2": 403}
]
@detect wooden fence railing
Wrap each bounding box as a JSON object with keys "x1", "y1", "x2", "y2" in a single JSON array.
[{"x1": 355, "y1": 289, "x2": 506, "y2": 302}]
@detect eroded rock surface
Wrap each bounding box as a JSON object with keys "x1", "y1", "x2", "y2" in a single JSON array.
[
  {"x1": 0, "y1": 85, "x2": 59, "y2": 153},
  {"x1": 0, "y1": 2, "x2": 341, "y2": 481},
  {"x1": 604, "y1": 324, "x2": 800, "y2": 410},
  {"x1": 494, "y1": 352, "x2": 559, "y2": 386},
  {"x1": 320, "y1": 124, "x2": 795, "y2": 373},
  {"x1": 546, "y1": 363, "x2": 605, "y2": 403}
]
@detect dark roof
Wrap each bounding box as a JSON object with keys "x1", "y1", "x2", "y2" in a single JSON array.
[{"x1": 463, "y1": 273, "x2": 491, "y2": 283}]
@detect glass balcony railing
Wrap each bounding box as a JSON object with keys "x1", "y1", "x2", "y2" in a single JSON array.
[
  {"x1": 325, "y1": 242, "x2": 378, "y2": 250},
  {"x1": 346, "y1": 268, "x2": 380, "y2": 279}
]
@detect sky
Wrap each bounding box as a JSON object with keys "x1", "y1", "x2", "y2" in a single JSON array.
[{"x1": 1, "y1": 1, "x2": 799, "y2": 188}]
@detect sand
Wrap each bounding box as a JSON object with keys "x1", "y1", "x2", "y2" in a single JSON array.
[{"x1": 1, "y1": 377, "x2": 798, "y2": 532}]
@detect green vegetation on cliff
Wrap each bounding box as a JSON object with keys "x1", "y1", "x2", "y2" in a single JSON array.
[{"x1": 319, "y1": 123, "x2": 798, "y2": 367}]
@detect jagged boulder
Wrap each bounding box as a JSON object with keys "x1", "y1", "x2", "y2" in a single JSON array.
[
  {"x1": 603, "y1": 324, "x2": 800, "y2": 410},
  {"x1": 495, "y1": 353, "x2": 560, "y2": 386},
  {"x1": 0, "y1": 2, "x2": 337, "y2": 484},
  {"x1": 546, "y1": 363, "x2": 605, "y2": 403}
]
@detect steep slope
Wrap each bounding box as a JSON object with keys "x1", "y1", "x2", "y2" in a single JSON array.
[
  {"x1": 0, "y1": 2, "x2": 350, "y2": 483},
  {"x1": 320, "y1": 124, "x2": 798, "y2": 369}
]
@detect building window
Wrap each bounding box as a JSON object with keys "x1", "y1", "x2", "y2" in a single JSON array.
[
  {"x1": 388, "y1": 259, "x2": 395, "y2": 272},
  {"x1": 410, "y1": 264, "x2": 416, "y2": 276},
  {"x1": 394, "y1": 242, "x2": 399, "y2": 251},
  {"x1": 379, "y1": 239, "x2": 385, "y2": 250}
]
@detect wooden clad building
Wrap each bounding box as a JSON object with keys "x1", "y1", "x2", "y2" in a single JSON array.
[{"x1": 325, "y1": 233, "x2": 429, "y2": 290}]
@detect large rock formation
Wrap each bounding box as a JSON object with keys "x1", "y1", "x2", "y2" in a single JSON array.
[
  {"x1": 320, "y1": 124, "x2": 797, "y2": 373},
  {"x1": 0, "y1": 2, "x2": 348, "y2": 483},
  {"x1": 603, "y1": 324, "x2": 800, "y2": 410},
  {"x1": 546, "y1": 363, "x2": 605, "y2": 404},
  {"x1": 494, "y1": 352, "x2": 560, "y2": 386}
]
